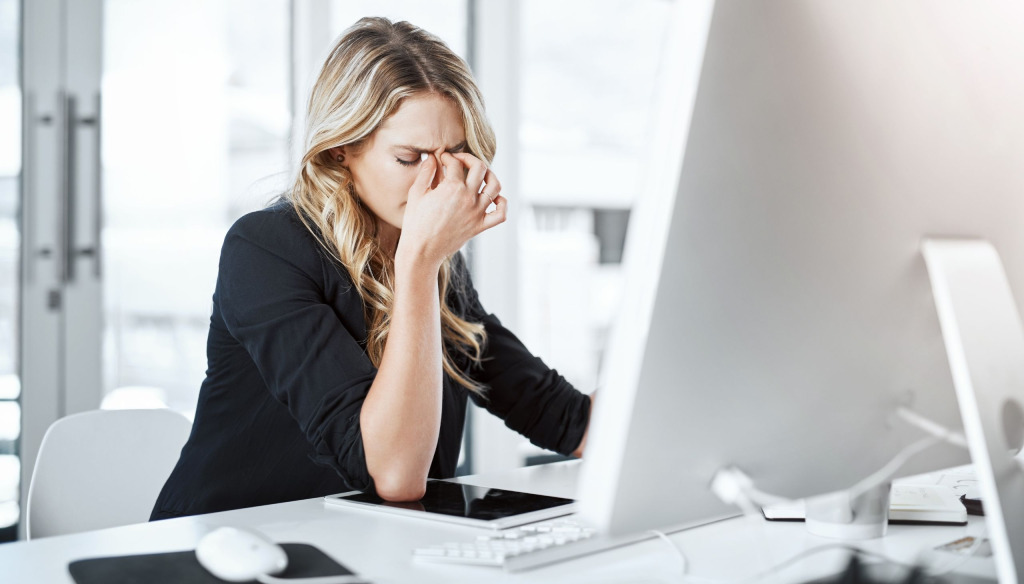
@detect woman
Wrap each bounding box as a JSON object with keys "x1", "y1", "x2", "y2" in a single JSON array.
[{"x1": 151, "y1": 17, "x2": 593, "y2": 520}]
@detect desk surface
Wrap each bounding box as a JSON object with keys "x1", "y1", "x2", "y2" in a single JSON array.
[{"x1": 0, "y1": 461, "x2": 998, "y2": 583}]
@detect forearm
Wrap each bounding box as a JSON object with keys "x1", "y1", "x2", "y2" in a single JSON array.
[
  {"x1": 571, "y1": 394, "x2": 595, "y2": 458},
  {"x1": 360, "y1": 258, "x2": 443, "y2": 500}
]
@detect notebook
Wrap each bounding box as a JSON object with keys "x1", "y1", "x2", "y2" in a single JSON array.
[{"x1": 762, "y1": 484, "x2": 968, "y2": 525}]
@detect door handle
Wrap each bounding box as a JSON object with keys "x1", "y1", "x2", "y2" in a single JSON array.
[
  {"x1": 60, "y1": 90, "x2": 76, "y2": 284},
  {"x1": 60, "y1": 91, "x2": 103, "y2": 283}
]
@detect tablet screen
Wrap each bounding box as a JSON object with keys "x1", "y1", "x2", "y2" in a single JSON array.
[{"x1": 335, "y1": 481, "x2": 574, "y2": 521}]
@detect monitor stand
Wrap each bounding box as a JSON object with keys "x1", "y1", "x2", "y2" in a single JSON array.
[
  {"x1": 805, "y1": 483, "x2": 890, "y2": 540},
  {"x1": 923, "y1": 238, "x2": 1024, "y2": 584}
]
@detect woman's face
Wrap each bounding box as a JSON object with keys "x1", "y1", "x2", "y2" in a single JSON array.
[{"x1": 339, "y1": 92, "x2": 468, "y2": 239}]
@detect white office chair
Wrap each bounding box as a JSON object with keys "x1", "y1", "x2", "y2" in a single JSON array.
[{"x1": 26, "y1": 408, "x2": 192, "y2": 539}]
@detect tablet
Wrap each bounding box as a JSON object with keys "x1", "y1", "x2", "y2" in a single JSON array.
[{"x1": 323, "y1": 479, "x2": 576, "y2": 529}]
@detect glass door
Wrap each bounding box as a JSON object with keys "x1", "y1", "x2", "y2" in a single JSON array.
[
  {"x1": 0, "y1": 0, "x2": 21, "y2": 543},
  {"x1": 19, "y1": 0, "x2": 103, "y2": 541}
]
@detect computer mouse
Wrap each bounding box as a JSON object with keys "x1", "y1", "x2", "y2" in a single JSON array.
[{"x1": 195, "y1": 526, "x2": 289, "y2": 582}]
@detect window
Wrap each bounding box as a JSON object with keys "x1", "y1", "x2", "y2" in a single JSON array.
[
  {"x1": 518, "y1": 0, "x2": 672, "y2": 392},
  {"x1": 101, "y1": 0, "x2": 292, "y2": 414}
]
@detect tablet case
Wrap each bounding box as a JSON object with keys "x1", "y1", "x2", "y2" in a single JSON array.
[{"x1": 68, "y1": 543, "x2": 355, "y2": 584}]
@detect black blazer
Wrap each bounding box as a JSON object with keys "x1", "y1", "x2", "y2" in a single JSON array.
[{"x1": 151, "y1": 199, "x2": 590, "y2": 520}]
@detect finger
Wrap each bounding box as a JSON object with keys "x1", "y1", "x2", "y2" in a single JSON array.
[
  {"x1": 438, "y1": 152, "x2": 466, "y2": 184},
  {"x1": 479, "y1": 194, "x2": 508, "y2": 232},
  {"x1": 451, "y1": 152, "x2": 487, "y2": 194},
  {"x1": 476, "y1": 169, "x2": 502, "y2": 211},
  {"x1": 411, "y1": 154, "x2": 437, "y2": 195}
]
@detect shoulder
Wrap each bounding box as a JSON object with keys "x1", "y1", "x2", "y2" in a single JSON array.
[
  {"x1": 227, "y1": 197, "x2": 315, "y2": 245},
  {"x1": 221, "y1": 197, "x2": 333, "y2": 278}
]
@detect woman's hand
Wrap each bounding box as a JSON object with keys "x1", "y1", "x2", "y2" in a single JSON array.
[{"x1": 396, "y1": 151, "x2": 506, "y2": 270}]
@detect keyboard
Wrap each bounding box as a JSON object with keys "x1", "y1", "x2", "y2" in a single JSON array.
[{"x1": 412, "y1": 518, "x2": 651, "y2": 572}]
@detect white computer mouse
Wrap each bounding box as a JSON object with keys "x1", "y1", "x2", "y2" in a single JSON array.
[{"x1": 195, "y1": 526, "x2": 289, "y2": 582}]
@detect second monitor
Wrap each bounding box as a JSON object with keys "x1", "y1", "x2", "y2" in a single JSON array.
[{"x1": 579, "y1": 0, "x2": 1024, "y2": 562}]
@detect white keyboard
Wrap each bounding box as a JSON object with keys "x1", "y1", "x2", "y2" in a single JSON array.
[{"x1": 412, "y1": 518, "x2": 648, "y2": 571}]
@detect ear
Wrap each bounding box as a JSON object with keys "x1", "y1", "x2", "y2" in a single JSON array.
[{"x1": 327, "y1": 146, "x2": 347, "y2": 165}]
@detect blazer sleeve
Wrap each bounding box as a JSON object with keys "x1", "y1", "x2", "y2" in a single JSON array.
[
  {"x1": 452, "y1": 254, "x2": 592, "y2": 456},
  {"x1": 216, "y1": 210, "x2": 378, "y2": 492}
]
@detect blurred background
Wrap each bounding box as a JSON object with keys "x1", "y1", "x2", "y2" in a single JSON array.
[{"x1": 0, "y1": 0, "x2": 673, "y2": 541}]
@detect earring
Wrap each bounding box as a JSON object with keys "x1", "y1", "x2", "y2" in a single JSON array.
[{"x1": 336, "y1": 154, "x2": 344, "y2": 163}]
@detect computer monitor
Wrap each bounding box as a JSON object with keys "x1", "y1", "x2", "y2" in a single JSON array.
[{"x1": 579, "y1": 0, "x2": 1024, "y2": 577}]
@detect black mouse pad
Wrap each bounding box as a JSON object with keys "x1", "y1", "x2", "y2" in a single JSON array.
[{"x1": 68, "y1": 542, "x2": 356, "y2": 584}]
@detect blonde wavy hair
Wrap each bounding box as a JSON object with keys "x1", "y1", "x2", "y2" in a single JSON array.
[{"x1": 288, "y1": 17, "x2": 496, "y2": 394}]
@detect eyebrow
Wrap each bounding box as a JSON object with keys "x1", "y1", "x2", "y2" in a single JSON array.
[{"x1": 393, "y1": 141, "x2": 468, "y2": 154}]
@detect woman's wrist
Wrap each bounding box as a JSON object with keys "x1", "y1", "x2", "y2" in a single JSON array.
[
  {"x1": 395, "y1": 238, "x2": 445, "y2": 275},
  {"x1": 394, "y1": 245, "x2": 442, "y2": 284}
]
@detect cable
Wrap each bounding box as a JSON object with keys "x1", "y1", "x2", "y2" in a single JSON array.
[
  {"x1": 847, "y1": 408, "x2": 969, "y2": 500},
  {"x1": 651, "y1": 529, "x2": 689, "y2": 576},
  {"x1": 713, "y1": 408, "x2": 971, "y2": 510},
  {"x1": 895, "y1": 408, "x2": 969, "y2": 449},
  {"x1": 697, "y1": 409, "x2": 978, "y2": 582},
  {"x1": 846, "y1": 436, "x2": 940, "y2": 500},
  {"x1": 710, "y1": 466, "x2": 792, "y2": 509},
  {"x1": 650, "y1": 538, "x2": 920, "y2": 584}
]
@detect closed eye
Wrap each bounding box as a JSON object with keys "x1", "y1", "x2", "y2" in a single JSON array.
[{"x1": 393, "y1": 141, "x2": 469, "y2": 165}]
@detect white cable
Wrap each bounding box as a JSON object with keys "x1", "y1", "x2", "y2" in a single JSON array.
[
  {"x1": 710, "y1": 467, "x2": 792, "y2": 509},
  {"x1": 714, "y1": 408, "x2": 971, "y2": 510},
  {"x1": 846, "y1": 435, "x2": 941, "y2": 500},
  {"x1": 699, "y1": 409, "x2": 981, "y2": 584},
  {"x1": 699, "y1": 409, "x2": 977, "y2": 582},
  {"x1": 896, "y1": 407, "x2": 970, "y2": 449},
  {"x1": 651, "y1": 529, "x2": 689, "y2": 576},
  {"x1": 847, "y1": 408, "x2": 970, "y2": 499}
]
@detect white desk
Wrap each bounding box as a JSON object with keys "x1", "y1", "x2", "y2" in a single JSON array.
[{"x1": 0, "y1": 461, "x2": 999, "y2": 583}]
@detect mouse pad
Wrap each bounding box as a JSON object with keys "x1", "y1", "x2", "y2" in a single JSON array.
[{"x1": 68, "y1": 543, "x2": 355, "y2": 584}]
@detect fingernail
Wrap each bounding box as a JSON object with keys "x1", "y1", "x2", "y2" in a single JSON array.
[{"x1": 420, "y1": 153, "x2": 428, "y2": 162}]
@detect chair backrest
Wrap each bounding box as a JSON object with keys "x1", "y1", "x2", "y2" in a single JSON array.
[{"x1": 26, "y1": 408, "x2": 192, "y2": 539}]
